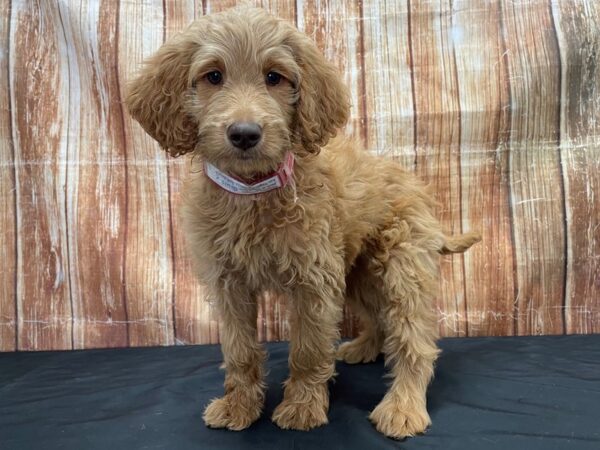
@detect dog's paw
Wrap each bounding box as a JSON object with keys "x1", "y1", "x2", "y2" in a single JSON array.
[
  {"x1": 369, "y1": 394, "x2": 431, "y2": 439},
  {"x1": 272, "y1": 380, "x2": 330, "y2": 430},
  {"x1": 272, "y1": 398, "x2": 328, "y2": 430},
  {"x1": 203, "y1": 392, "x2": 262, "y2": 431},
  {"x1": 336, "y1": 338, "x2": 381, "y2": 364}
]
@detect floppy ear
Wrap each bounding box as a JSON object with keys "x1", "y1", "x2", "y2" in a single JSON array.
[
  {"x1": 286, "y1": 30, "x2": 351, "y2": 154},
  {"x1": 126, "y1": 32, "x2": 199, "y2": 157}
]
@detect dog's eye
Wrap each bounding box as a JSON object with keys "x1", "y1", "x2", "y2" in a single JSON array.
[
  {"x1": 206, "y1": 71, "x2": 223, "y2": 85},
  {"x1": 266, "y1": 71, "x2": 282, "y2": 86}
]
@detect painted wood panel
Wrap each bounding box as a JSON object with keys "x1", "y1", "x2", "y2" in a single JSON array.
[
  {"x1": 0, "y1": 0, "x2": 16, "y2": 351},
  {"x1": 59, "y1": 0, "x2": 129, "y2": 349},
  {"x1": 552, "y1": 0, "x2": 600, "y2": 334},
  {"x1": 0, "y1": 0, "x2": 598, "y2": 351},
  {"x1": 362, "y1": 0, "x2": 414, "y2": 165},
  {"x1": 452, "y1": 0, "x2": 515, "y2": 336},
  {"x1": 118, "y1": 0, "x2": 175, "y2": 347},
  {"x1": 408, "y1": 0, "x2": 468, "y2": 337},
  {"x1": 11, "y1": 1, "x2": 73, "y2": 350},
  {"x1": 502, "y1": 0, "x2": 566, "y2": 335}
]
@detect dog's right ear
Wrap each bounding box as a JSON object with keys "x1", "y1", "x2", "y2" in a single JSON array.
[{"x1": 126, "y1": 32, "x2": 199, "y2": 157}]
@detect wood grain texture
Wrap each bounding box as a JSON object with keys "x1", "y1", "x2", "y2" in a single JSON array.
[
  {"x1": 118, "y1": 0, "x2": 175, "y2": 347},
  {"x1": 452, "y1": 0, "x2": 515, "y2": 336},
  {"x1": 59, "y1": 0, "x2": 129, "y2": 349},
  {"x1": 1, "y1": 0, "x2": 599, "y2": 351},
  {"x1": 0, "y1": 0, "x2": 15, "y2": 351},
  {"x1": 552, "y1": 0, "x2": 600, "y2": 333},
  {"x1": 362, "y1": 0, "x2": 415, "y2": 166},
  {"x1": 502, "y1": 0, "x2": 566, "y2": 335},
  {"x1": 11, "y1": 1, "x2": 73, "y2": 350},
  {"x1": 408, "y1": 0, "x2": 468, "y2": 337}
]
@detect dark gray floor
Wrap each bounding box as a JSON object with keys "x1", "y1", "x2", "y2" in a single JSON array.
[{"x1": 1, "y1": 335, "x2": 599, "y2": 450}]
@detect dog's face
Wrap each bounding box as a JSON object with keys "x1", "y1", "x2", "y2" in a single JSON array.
[
  {"x1": 187, "y1": 12, "x2": 300, "y2": 177},
  {"x1": 127, "y1": 7, "x2": 350, "y2": 177}
]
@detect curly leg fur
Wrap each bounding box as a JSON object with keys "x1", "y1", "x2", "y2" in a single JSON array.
[
  {"x1": 337, "y1": 266, "x2": 384, "y2": 364},
  {"x1": 367, "y1": 224, "x2": 441, "y2": 439},
  {"x1": 336, "y1": 330, "x2": 383, "y2": 364},
  {"x1": 272, "y1": 282, "x2": 344, "y2": 431},
  {"x1": 203, "y1": 289, "x2": 266, "y2": 431}
]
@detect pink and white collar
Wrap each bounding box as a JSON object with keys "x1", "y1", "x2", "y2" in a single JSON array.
[{"x1": 203, "y1": 152, "x2": 295, "y2": 195}]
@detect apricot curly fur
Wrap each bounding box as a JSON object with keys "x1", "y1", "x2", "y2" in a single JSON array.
[{"x1": 126, "y1": 5, "x2": 480, "y2": 439}]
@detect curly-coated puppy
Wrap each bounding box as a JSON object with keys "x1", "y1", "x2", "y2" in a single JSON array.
[{"x1": 126, "y1": 6, "x2": 480, "y2": 439}]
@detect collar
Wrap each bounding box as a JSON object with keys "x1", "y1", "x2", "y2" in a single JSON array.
[{"x1": 203, "y1": 152, "x2": 295, "y2": 195}]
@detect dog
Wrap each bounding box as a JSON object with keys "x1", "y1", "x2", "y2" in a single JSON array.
[{"x1": 126, "y1": 6, "x2": 480, "y2": 439}]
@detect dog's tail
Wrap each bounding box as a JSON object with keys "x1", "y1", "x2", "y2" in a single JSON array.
[{"x1": 440, "y1": 231, "x2": 481, "y2": 255}]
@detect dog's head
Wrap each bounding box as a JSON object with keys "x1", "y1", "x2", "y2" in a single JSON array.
[{"x1": 126, "y1": 6, "x2": 350, "y2": 178}]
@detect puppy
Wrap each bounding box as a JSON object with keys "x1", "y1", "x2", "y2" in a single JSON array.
[{"x1": 126, "y1": 6, "x2": 479, "y2": 439}]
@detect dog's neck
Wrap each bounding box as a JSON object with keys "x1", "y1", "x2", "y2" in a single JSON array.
[{"x1": 203, "y1": 152, "x2": 295, "y2": 196}]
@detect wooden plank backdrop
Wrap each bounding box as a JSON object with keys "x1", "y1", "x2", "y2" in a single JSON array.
[{"x1": 0, "y1": 0, "x2": 598, "y2": 351}]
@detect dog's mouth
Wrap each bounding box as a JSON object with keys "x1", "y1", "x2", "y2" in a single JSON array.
[
  {"x1": 201, "y1": 145, "x2": 283, "y2": 181},
  {"x1": 196, "y1": 123, "x2": 292, "y2": 179},
  {"x1": 233, "y1": 147, "x2": 259, "y2": 160}
]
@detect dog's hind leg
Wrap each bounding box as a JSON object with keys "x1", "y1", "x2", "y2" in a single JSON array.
[
  {"x1": 367, "y1": 220, "x2": 441, "y2": 439},
  {"x1": 337, "y1": 259, "x2": 384, "y2": 364}
]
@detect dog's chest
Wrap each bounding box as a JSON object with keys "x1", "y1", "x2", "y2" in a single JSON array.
[{"x1": 199, "y1": 199, "x2": 316, "y2": 288}]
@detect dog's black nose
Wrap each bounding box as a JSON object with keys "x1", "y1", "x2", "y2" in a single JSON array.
[{"x1": 227, "y1": 122, "x2": 262, "y2": 150}]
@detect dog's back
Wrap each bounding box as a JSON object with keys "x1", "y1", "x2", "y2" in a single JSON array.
[{"x1": 321, "y1": 135, "x2": 478, "y2": 269}]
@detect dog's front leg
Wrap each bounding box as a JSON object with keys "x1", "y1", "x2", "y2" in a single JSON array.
[
  {"x1": 203, "y1": 285, "x2": 266, "y2": 431},
  {"x1": 272, "y1": 273, "x2": 344, "y2": 431}
]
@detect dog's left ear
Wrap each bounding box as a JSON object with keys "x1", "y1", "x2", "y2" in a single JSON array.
[{"x1": 286, "y1": 30, "x2": 351, "y2": 154}]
